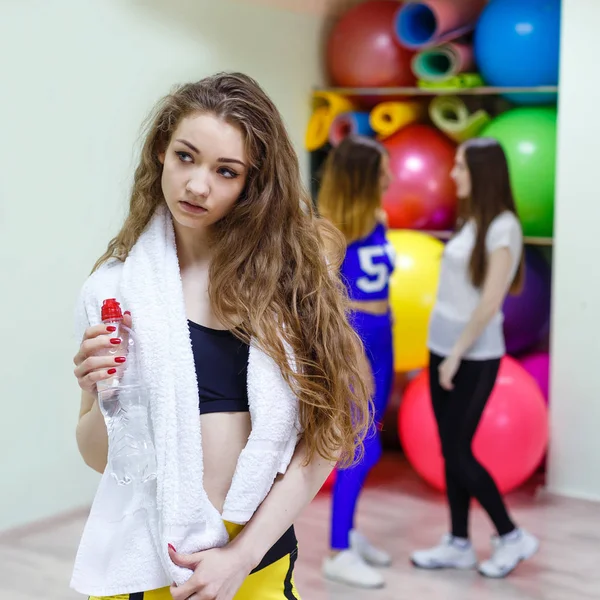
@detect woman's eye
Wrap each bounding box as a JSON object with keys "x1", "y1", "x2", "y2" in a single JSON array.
[
  {"x1": 175, "y1": 151, "x2": 193, "y2": 163},
  {"x1": 218, "y1": 167, "x2": 238, "y2": 179}
]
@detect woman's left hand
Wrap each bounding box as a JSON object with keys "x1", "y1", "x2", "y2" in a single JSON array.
[
  {"x1": 438, "y1": 354, "x2": 461, "y2": 391},
  {"x1": 169, "y1": 544, "x2": 254, "y2": 600}
]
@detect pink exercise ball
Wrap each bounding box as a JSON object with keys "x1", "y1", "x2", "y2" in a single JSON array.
[
  {"x1": 383, "y1": 124, "x2": 457, "y2": 230},
  {"x1": 327, "y1": 1, "x2": 415, "y2": 88},
  {"x1": 519, "y1": 351, "x2": 550, "y2": 404},
  {"x1": 398, "y1": 356, "x2": 548, "y2": 493}
]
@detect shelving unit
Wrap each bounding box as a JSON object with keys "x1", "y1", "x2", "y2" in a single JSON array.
[
  {"x1": 313, "y1": 85, "x2": 559, "y2": 97},
  {"x1": 421, "y1": 230, "x2": 553, "y2": 246},
  {"x1": 309, "y1": 85, "x2": 557, "y2": 248}
]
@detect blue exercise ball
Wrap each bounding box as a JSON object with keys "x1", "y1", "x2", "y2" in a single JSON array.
[{"x1": 474, "y1": 0, "x2": 561, "y2": 105}]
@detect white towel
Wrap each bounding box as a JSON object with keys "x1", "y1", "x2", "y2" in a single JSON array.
[{"x1": 72, "y1": 204, "x2": 300, "y2": 592}]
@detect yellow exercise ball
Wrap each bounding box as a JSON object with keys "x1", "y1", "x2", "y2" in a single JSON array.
[{"x1": 388, "y1": 230, "x2": 444, "y2": 372}]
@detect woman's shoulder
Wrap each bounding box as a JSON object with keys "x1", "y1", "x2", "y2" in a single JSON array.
[
  {"x1": 491, "y1": 210, "x2": 521, "y2": 230},
  {"x1": 349, "y1": 216, "x2": 386, "y2": 247},
  {"x1": 375, "y1": 208, "x2": 389, "y2": 228},
  {"x1": 485, "y1": 211, "x2": 523, "y2": 253},
  {"x1": 486, "y1": 211, "x2": 522, "y2": 240}
]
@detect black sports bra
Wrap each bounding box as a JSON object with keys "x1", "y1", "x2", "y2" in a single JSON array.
[
  {"x1": 188, "y1": 320, "x2": 250, "y2": 415},
  {"x1": 187, "y1": 320, "x2": 297, "y2": 569}
]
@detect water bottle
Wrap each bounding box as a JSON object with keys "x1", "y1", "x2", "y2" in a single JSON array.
[{"x1": 97, "y1": 298, "x2": 157, "y2": 486}]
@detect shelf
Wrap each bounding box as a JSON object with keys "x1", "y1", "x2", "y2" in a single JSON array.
[
  {"x1": 313, "y1": 86, "x2": 559, "y2": 97},
  {"x1": 418, "y1": 230, "x2": 553, "y2": 246}
]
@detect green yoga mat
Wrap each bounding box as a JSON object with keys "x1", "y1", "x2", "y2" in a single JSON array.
[
  {"x1": 412, "y1": 42, "x2": 474, "y2": 82},
  {"x1": 429, "y1": 96, "x2": 491, "y2": 143},
  {"x1": 418, "y1": 73, "x2": 484, "y2": 90}
]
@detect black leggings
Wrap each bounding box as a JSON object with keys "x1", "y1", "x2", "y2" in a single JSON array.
[{"x1": 429, "y1": 352, "x2": 516, "y2": 539}]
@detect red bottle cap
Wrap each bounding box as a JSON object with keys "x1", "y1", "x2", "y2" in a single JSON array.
[{"x1": 101, "y1": 298, "x2": 123, "y2": 322}]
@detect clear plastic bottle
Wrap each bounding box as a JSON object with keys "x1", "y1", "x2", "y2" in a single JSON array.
[{"x1": 97, "y1": 299, "x2": 157, "y2": 486}]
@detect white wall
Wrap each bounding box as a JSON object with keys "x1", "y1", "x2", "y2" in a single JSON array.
[
  {"x1": 547, "y1": 0, "x2": 600, "y2": 501},
  {"x1": 0, "y1": 0, "x2": 323, "y2": 532}
]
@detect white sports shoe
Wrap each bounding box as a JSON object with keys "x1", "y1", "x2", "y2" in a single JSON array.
[
  {"x1": 411, "y1": 534, "x2": 478, "y2": 570},
  {"x1": 478, "y1": 529, "x2": 540, "y2": 578},
  {"x1": 350, "y1": 529, "x2": 392, "y2": 567},
  {"x1": 323, "y1": 549, "x2": 385, "y2": 588}
]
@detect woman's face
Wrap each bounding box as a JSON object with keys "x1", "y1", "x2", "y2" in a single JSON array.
[
  {"x1": 379, "y1": 152, "x2": 393, "y2": 194},
  {"x1": 450, "y1": 146, "x2": 471, "y2": 199},
  {"x1": 159, "y1": 112, "x2": 248, "y2": 231}
]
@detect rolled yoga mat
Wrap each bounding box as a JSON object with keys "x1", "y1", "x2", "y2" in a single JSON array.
[
  {"x1": 394, "y1": 0, "x2": 486, "y2": 49},
  {"x1": 329, "y1": 111, "x2": 375, "y2": 146},
  {"x1": 418, "y1": 72, "x2": 483, "y2": 89},
  {"x1": 429, "y1": 95, "x2": 490, "y2": 143},
  {"x1": 369, "y1": 101, "x2": 422, "y2": 139},
  {"x1": 305, "y1": 91, "x2": 355, "y2": 151},
  {"x1": 412, "y1": 41, "x2": 474, "y2": 81}
]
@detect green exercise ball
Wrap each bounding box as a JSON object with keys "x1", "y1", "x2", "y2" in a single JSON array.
[{"x1": 479, "y1": 107, "x2": 557, "y2": 237}]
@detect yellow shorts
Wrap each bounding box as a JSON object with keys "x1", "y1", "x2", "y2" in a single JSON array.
[{"x1": 89, "y1": 521, "x2": 300, "y2": 600}]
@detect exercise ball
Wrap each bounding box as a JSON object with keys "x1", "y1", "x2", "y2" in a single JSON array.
[
  {"x1": 538, "y1": 245, "x2": 553, "y2": 266},
  {"x1": 398, "y1": 356, "x2": 548, "y2": 493},
  {"x1": 388, "y1": 230, "x2": 444, "y2": 372},
  {"x1": 474, "y1": 0, "x2": 561, "y2": 105},
  {"x1": 503, "y1": 247, "x2": 551, "y2": 355},
  {"x1": 480, "y1": 107, "x2": 557, "y2": 237},
  {"x1": 327, "y1": 1, "x2": 415, "y2": 88},
  {"x1": 320, "y1": 468, "x2": 337, "y2": 493},
  {"x1": 383, "y1": 124, "x2": 457, "y2": 230},
  {"x1": 519, "y1": 351, "x2": 550, "y2": 404}
]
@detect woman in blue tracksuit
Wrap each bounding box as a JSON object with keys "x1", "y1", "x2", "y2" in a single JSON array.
[{"x1": 318, "y1": 135, "x2": 395, "y2": 589}]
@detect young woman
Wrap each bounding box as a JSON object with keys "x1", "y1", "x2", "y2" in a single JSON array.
[
  {"x1": 71, "y1": 73, "x2": 372, "y2": 600},
  {"x1": 317, "y1": 136, "x2": 395, "y2": 589},
  {"x1": 411, "y1": 137, "x2": 539, "y2": 578}
]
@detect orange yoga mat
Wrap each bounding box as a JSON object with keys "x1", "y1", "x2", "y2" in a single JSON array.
[
  {"x1": 305, "y1": 92, "x2": 355, "y2": 151},
  {"x1": 369, "y1": 101, "x2": 423, "y2": 139}
]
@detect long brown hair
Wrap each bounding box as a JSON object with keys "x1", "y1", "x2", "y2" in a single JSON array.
[
  {"x1": 93, "y1": 73, "x2": 371, "y2": 467},
  {"x1": 458, "y1": 138, "x2": 524, "y2": 293},
  {"x1": 317, "y1": 135, "x2": 386, "y2": 242}
]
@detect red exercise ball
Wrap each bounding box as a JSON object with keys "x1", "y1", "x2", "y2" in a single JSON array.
[
  {"x1": 320, "y1": 468, "x2": 337, "y2": 493},
  {"x1": 398, "y1": 357, "x2": 548, "y2": 494},
  {"x1": 383, "y1": 124, "x2": 457, "y2": 230},
  {"x1": 327, "y1": 1, "x2": 415, "y2": 88}
]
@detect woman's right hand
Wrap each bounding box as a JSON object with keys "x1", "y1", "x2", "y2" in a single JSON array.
[{"x1": 73, "y1": 313, "x2": 133, "y2": 394}]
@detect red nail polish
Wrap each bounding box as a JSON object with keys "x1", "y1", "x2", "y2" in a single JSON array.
[
  {"x1": 107, "y1": 368, "x2": 117, "y2": 375},
  {"x1": 168, "y1": 543, "x2": 176, "y2": 553},
  {"x1": 115, "y1": 356, "x2": 126, "y2": 363},
  {"x1": 110, "y1": 338, "x2": 121, "y2": 345},
  {"x1": 124, "y1": 311, "x2": 131, "y2": 316},
  {"x1": 106, "y1": 326, "x2": 117, "y2": 333}
]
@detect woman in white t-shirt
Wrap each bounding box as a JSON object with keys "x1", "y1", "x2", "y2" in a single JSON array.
[{"x1": 411, "y1": 138, "x2": 540, "y2": 578}]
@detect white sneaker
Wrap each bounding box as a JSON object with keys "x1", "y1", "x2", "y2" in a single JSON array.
[
  {"x1": 411, "y1": 534, "x2": 478, "y2": 570},
  {"x1": 323, "y1": 549, "x2": 385, "y2": 588},
  {"x1": 350, "y1": 529, "x2": 392, "y2": 567},
  {"x1": 478, "y1": 529, "x2": 539, "y2": 578}
]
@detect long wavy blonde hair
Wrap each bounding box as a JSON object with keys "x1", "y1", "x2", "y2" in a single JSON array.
[
  {"x1": 93, "y1": 72, "x2": 371, "y2": 467},
  {"x1": 318, "y1": 135, "x2": 387, "y2": 243}
]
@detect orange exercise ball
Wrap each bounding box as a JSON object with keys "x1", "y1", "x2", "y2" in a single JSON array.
[{"x1": 327, "y1": 1, "x2": 415, "y2": 88}]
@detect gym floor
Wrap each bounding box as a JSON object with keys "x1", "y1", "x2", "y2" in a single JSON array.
[{"x1": 1, "y1": 454, "x2": 597, "y2": 600}]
